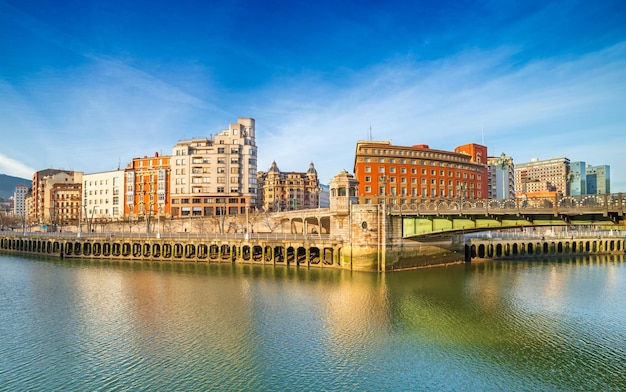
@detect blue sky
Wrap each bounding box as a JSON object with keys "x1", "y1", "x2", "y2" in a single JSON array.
[{"x1": 1, "y1": 0, "x2": 625, "y2": 190}]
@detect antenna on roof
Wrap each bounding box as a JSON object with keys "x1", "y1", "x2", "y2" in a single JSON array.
[{"x1": 369, "y1": 124, "x2": 372, "y2": 140}]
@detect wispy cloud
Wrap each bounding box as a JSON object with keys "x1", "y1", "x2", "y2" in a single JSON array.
[
  {"x1": 252, "y1": 43, "x2": 626, "y2": 188},
  {"x1": 0, "y1": 153, "x2": 35, "y2": 179}
]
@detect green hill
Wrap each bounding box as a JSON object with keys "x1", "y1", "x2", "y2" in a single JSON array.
[{"x1": 0, "y1": 174, "x2": 31, "y2": 201}]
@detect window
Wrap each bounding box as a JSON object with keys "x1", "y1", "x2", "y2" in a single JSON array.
[{"x1": 365, "y1": 166, "x2": 371, "y2": 173}]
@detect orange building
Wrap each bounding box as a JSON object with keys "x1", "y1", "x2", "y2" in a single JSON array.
[
  {"x1": 124, "y1": 153, "x2": 171, "y2": 219},
  {"x1": 353, "y1": 140, "x2": 488, "y2": 205}
]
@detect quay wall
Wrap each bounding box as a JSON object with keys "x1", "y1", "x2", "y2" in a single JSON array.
[
  {"x1": 0, "y1": 235, "x2": 347, "y2": 269},
  {"x1": 465, "y1": 236, "x2": 625, "y2": 261}
]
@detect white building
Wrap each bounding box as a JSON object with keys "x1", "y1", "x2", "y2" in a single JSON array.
[
  {"x1": 170, "y1": 117, "x2": 258, "y2": 217},
  {"x1": 82, "y1": 170, "x2": 125, "y2": 221},
  {"x1": 13, "y1": 184, "x2": 29, "y2": 217}
]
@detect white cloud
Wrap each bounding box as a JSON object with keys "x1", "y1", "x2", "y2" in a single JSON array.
[
  {"x1": 0, "y1": 153, "x2": 36, "y2": 179},
  {"x1": 252, "y1": 43, "x2": 626, "y2": 190}
]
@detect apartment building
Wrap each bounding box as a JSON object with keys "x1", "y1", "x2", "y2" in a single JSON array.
[
  {"x1": 353, "y1": 141, "x2": 488, "y2": 205},
  {"x1": 125, "y1": 153, "x2": 171, "y2": 219},
  {"x1": 256, "y1": 161, "x2": 321, "y2": 212},
  {"x1": 13, "y1": 184, "x2": 28, "y2": 218},
  {"x1": 513, "y1": 157, "x2": 570, "y2": 197},
  {"x1": 31, "y1": 169, "x2": 83, "y2": 225},
  {"x1": 170, "y1": 117, "x2": 258, "y2": 217},
  {"x1": 487, "y1": 154, "x2": 515, "y2": 199},
  {"x1": 83, "y1": 170, "x2": 125, "y2": 222},
  {"x1": 49, "y1": 182, "x2": 81, "y2": 229}
]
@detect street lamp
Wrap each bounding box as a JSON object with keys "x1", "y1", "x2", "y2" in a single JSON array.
[
  {"x1": 156, "y1": 202, "x2": 162, "y2": 238},
  {"x1": 245, "y1": 205, "x2": 249, "y2": 240},
  {"x1": 88, "y1": 205, "x2": 98, "y2": 233},
  {"x1": 457, "y1": 183, "x2": 467, "y2": 212}
]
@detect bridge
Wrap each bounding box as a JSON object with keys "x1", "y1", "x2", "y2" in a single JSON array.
[
  {"x1": 2, "y1": 192, "x2": 625, "y2": 272},
  {"x1": 385, "y1": 193, "x2": 626, "y2": 237}
]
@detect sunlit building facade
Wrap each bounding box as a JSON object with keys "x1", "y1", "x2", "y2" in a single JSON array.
[
  {"x1": 170, "y1": 118, "x2": 258, "y2": 217},
  {"x1": 31, "y1": 169, "x2": 83, "y2": 225},
  {"x1": 256, "y1": 161, "x2": 321, "y2": 212},
  {"x1": 125, "y1": 153, "x2": 171, "y2": 220},
  {"x1": 514, "y1": 157, "x2": 570, "y2": 197},
  {"x1": 353, "y1": 141, "x2": 488, "y2": 205},
  {"x1": 83, "y1": 170, "x2": 125, "y2": 222}
]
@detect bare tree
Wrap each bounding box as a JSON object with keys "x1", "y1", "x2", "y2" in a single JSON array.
[{"x1": 259, "y1": 212, "x2": 281, "y2": 233}]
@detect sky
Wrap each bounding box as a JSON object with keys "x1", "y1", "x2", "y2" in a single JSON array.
[{"x1": 1, "y1": 0, "x2": 625, "y2": 190}]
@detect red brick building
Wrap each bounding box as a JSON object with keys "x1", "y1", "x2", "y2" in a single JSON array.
[
  {"x1": 124, "y1": 153, "x2": 171, "y2": 218},
  {"x1": 353, "y1": 140, "x2": 488, "y2": 205}
]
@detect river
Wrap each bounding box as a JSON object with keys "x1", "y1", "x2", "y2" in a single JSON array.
[{"x1": 1, "y1": 253, "x2": 625, "y2": 391}]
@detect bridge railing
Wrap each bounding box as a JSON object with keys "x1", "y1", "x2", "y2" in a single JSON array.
[{"x1": 388, "y1": 193, "x2": 625, "y2": 216}]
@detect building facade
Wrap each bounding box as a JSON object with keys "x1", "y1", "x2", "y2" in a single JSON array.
[
  {"x1": 170, "y1": 118, "x2": 258, "y2": 217},
  {"x1": 353, "y1": 141, "x2": 489, "y2": 205},
  {"x1": 13, "y1": 184, "x2": 29, "y2": 218},
  {"x1": 83, "y1": 170, "x2": 125, "y2": 223},
  {"x1": 514, "y1": 157, "x2": 570, "y2": 197},
  {"x1": 125, "y1": 153, "x2": 171, "y2": 221},
  {"x1": 31, "y1": 169, "x2": 83, "y2": 225},
  {"x1": 586, "y1": 165, "x2": 610, "y2": 194},
  {"x1": 568, "y1": 161, "x2": 587, "y2": 196},
  {"x1": 487, "y1": 153, "x2": 515, "y2": 199},
  {"x1": 256, "y1": 161, "x2": 321, "y2": 212},
  {"x1": 49, "y1": 182, "x2": 82, "y2": 230}
]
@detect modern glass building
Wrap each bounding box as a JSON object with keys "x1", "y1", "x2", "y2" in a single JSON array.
[
  {"x1": 586, "y1": 165, "x2": 610, "y2": 194},
  {"x1": 569, "y1": 161, "x2": 587, "y2": 196}
]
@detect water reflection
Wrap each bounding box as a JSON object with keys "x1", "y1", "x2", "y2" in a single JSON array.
[{"x1": 0, "y1": 254, "x2": 624, "y2": 391}]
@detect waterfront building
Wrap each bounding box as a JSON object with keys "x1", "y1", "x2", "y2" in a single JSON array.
[
  {"x1": 487, "y1": 153, "x2": 515, "y2": 199},
  {"x1": 586, "y1": 165, "x2": 610, "y2": 194},
  {"x1": 353, "y1": 140, "x2": 488, "y2": 205},
  {"x1": 513, "y1": 157, "x2": 570, "y2": 197},
  {"x1": 568, "y1": 161, "x2": 587, "y2": 196},
  {"x1": 170, "y1": 118, "x2": 258, "y2": 217},
  {"x1": 13, "y1": 184, "x2": 28, "y2": 218},
  {"x1": 49, "y1": 182, "x2": 81, "y2": 230},
  {"x1": 124, "y1": 153, "x2": 171, "y2": 223},
  {"x1": 256, "y1": 161, "x2": 321, "y2": 212},
  {"x1": 30, "y1": 169, "x2": 83, "y2": 225},
  {"x1": 83, "y1": 170, "x2": 125, "y2": 223}
]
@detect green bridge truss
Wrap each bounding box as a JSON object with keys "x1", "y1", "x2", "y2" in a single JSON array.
[{"x1": 392, "y1": 194, "x2": 626, "y2": 237}]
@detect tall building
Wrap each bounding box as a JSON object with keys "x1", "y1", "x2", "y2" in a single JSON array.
[
  {"x1": 256, "y1": 161, "x2": 321, "y2": 212},
  {"x1": 13, "y1": 184, "x2": 29, "y2": 218},
  {"x1": 568, "y1": 161, "x2": 587, "y2": 196},
  {"x1": 586, "y1": 165, "x2": 610, "y2": 194},
  {"x1": 83, "y1": 170, "x2": 125, "y2": 222},
  {"x1": 514, "y1": 157, "x2": 570, "y2": 197},
  {"x1": 487, "y1": 153, "x2": 515, "y2": 199},
  {"x1": 31, "y1": 169, "x2": 83, "y2": 225},
  {"x1": 353, "y1": 141, "x2": 488, "y2": 205},
  {"x1": 125, "y1": 153, "x2": 171, "y2": 220},
  {"x1": 170, "y1": 117, "x2": 258, "y2": 217}
]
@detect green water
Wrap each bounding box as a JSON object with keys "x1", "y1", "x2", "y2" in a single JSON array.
[{"x1": 1, "y1": 254, "x2": 624, "y2": 391}]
